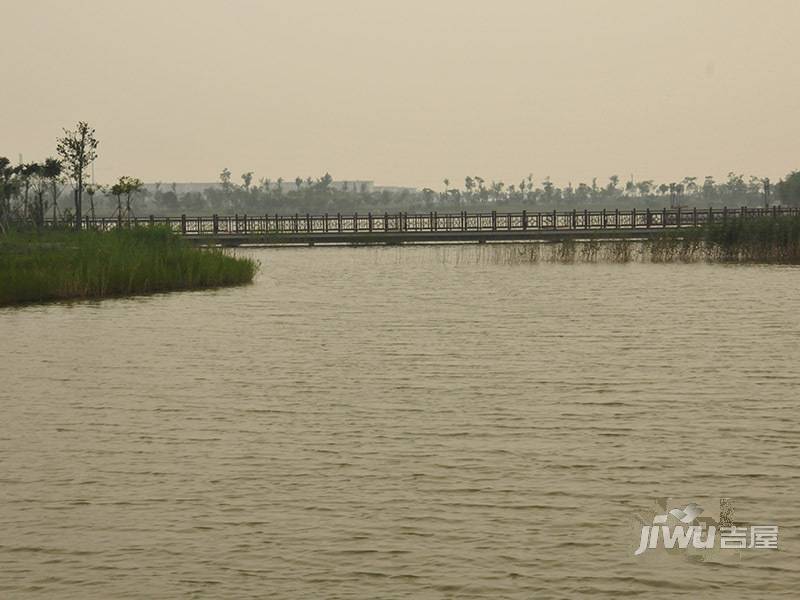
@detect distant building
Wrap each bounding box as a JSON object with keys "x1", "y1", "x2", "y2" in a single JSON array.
[
  {"x1": 373, "y1": 185, "x2": 419, "y2": 194},
  {"x1": 142, "y1": 182, "x2": 217, "y2": 196},
  {"x1": 142, "y1": 180, "x2": 415, "y2": 195},
  {"x1": 330, "y1": 180, "x2": 374, "y2": 193}
]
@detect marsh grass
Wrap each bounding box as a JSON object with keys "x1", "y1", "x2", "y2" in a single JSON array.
[
  {"x1": 482, "y1": 216, "x2": 800, "y2": 265},
  {"x1": 648, "y1": 216, "x2": 800, "y2": 263},
  {"x1": 486, "y1": 238, "x2": 642, "y2": 265},
  {"x1": 0, "y1": 227, "x2": 257, "y2": 306}
]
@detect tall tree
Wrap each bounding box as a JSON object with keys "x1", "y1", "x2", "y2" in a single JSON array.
[
  {"x1": 56, "y1": 121, "x2": 98, "y2": 229},
  {"x1": 42, "y1": 158, "x2": 63, "y2": 223},
  {"x1": 110, "y1": 182, "x2": 124, "y2": 221},
  {"x1": 777, "y1": 172, "x2": 800, "y2": 206},
  {"x1": 0, "y1": 157, "x2": 11, "y2": 226},
  {"x1": 29, "y1": 163, "x2": 51, "y2": 226},
  {"x1": 114, "y1": 176, "x2": 144, "y2": 224},
  {"x1": 85, "y1": 184, "x2": 98, "y2": 220},
  {"x1": 18, "y1": 163, "x2": 40, "y2": 219},
  {"x1": 220, "y1": 168, "x2": 232, "y2": 193}
]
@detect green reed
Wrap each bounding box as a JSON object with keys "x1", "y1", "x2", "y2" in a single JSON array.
[
  {"x1": 650, "y1": 215, "x2": 800, "y2": 263},
  {"x1": 482, "y1": 216, "x2": 800, "y2": 265},
  {"x1": 0, "y1": 227, "x2": 258, "y2": 306}
]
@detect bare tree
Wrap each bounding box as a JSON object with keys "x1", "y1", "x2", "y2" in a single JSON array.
[{"x1": 56, "y1": 121, "x2": 98, "y2": 229}]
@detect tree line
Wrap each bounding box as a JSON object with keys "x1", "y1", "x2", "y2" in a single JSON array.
[
  {"x1": 1, "y1": 121, "x2": 143, "y2": 231},
  {"x1": 3, "y1": 122, "x2": 800, "y2": 228},
  {"x1": 139, "y1": 170, "x2": 800, "y2": 216}
]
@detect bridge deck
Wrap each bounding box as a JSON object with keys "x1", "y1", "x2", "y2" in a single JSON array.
[{"x1": 50, "y1": 207, "x2": 799, "y2": 246}]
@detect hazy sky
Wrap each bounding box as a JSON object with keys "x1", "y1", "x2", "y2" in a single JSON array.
[{"x1": 2, "y1": 0, "x2": 799, "y2": 188}]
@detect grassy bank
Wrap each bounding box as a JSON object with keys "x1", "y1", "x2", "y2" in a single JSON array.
[{"x1": 0, "y1": 228, "x2": 257, "y2": 306}]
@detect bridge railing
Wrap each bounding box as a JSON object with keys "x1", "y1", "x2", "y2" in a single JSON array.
[{"x1": 44, "y1": 206, "x2": 800, "y2": 235}]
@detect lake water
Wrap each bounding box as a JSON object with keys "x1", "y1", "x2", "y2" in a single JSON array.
[{"x1": 1, "y1": 245, "x2": 798, "y2": 598}]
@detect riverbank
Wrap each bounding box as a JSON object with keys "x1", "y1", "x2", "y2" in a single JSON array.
[{"x1": 0, "y1": 228, "x2": 257, "y2": 306}]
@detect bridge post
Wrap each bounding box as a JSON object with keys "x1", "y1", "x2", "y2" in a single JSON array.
[
  {"x1": 463, "y1": 211, "x2": 467, "y2": 231},
  {"x1": 324, "y1": 213, "x2": 328, "y2": 233},
  {"x1": 491, "y1": 211, "x2": 497, "y2": 231},
  {"x1": 676, "y1": 207, "x2": 681, "y2": 228},
  {"x1": 662, "y1": 208, "x2": 667, "y2": 228},
  {"x1": 646, "y1": 208, "x2": 651, "y2": 228},
  {"x1": 522, "y1": 210, "x2": 527, "y2": 230},
  {"x1": 631, "y1": 208, "x2": 636, "y2": 229},
  {"x1": 571, "y1": 209, "x2": 576, "y2": 229},
  {"x1": 602, "y1": 209, "x2": 606, "y2": 229},
  {"x1": 337, "y1": 213, "x2": 342, "y2": 233},
  {"x1": 584, "y1": 209, "x2": 589, "y2": 230},
  {"x1": 384, "y1": 212, "x2": 388, "y2": 232},
  {"x1": 693, "y1": 207, "x2": 697, "y2": 227},
  {"x1": 615, "y1": 209, "x2": 619, "y2": 228},
  {"x1": 306, "y1": 213, "x2": 311, "y2": 233},
  {"x1": 354, "y1": 213, "x2": 358, "y2": 233}
]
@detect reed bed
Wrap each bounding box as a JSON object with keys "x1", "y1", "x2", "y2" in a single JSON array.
[
  {"x1": 482, "y1": 216, "x2": 800, "y2": 265},
  {"x1": 655, "y1": 215, "x2": 800, "y2": 263},
  {"x1": 0, "y1": 227, "x2": 257, "y2": 306}
]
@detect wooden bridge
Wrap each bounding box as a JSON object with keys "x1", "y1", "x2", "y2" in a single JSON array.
[{"x1": 54, "y1": 206, "x2": 800, "y2": 246}]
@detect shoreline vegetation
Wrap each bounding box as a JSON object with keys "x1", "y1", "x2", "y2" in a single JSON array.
[
  {"x1": 0, "y1": 228, "x2": 257, "y2": 307},
  {"x1": 1, "y1": 216, "x2": 797, "y2": 308},
  {"x1": 490, "y1": 216, "x2": 800, "y2": 265},
  {"x1": 1, "y1": 122, "x2": 798, "y2": 308},
  {"x1": 2, "y1": 121, "x2": 800, "y2": 224}
]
